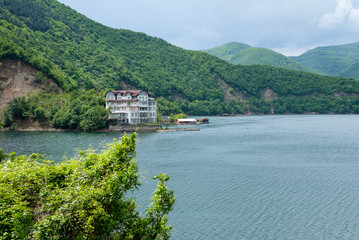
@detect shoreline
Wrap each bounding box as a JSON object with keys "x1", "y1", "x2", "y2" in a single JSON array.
[
  {"x1": 2, "y1": 114, "x2": 357, "y2": 132},
  {"x1": 1, "y1": 124, "x2": 161, "y2": 133}
]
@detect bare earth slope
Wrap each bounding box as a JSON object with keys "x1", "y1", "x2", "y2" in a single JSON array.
[{"x1": 0, "y1": 59, "x2": 62, "y2": 109}]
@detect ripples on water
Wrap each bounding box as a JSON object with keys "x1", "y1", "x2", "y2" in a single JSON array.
[{"x1": 1, "y1": 115, "x2": 359, "y2": 239}]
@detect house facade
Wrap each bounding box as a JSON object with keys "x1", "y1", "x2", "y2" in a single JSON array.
[{"x1": 105, "y1": 90, "x2": 157, "y2": 124}]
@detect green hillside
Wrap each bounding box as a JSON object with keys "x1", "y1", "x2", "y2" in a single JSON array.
[
  {"x1": 340, "y1": 62, "x2": 359, "y2": 79},
  {"x1": 290, "y1": 42, "x2": 359, "y2": 79},
  {"x1": 204, "y1": 42, "x2": 323, "y2": 74},
  {"x1": 203, "y1": 42, "x2": 250, "y2": 63},
  {"x1": 1, "y1": 0, "x2": 359, "y2": 117}
]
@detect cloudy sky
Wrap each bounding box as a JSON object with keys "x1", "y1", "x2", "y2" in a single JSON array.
[{"x1": 57, "y1": 0, "x2": 359, "y2": 56}]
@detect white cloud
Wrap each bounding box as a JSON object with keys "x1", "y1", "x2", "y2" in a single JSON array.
[
  {"x1": 186, "y1": 26, "x2": 221, "y2": 39},
  {"x1": 170, "y1": 25, "x2": 221, "y2": 50},
  {"x1": 319, "y1": 0, "x2": 359, "y2": 29},
  {"x1": 349, "y1": 7, "x2": 359, "y2": 28},
  {"x1": 273, "y1": 45, "x2": 320, "y2": 57}
]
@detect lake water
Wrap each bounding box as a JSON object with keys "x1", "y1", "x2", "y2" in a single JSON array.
[{"x1": 1, "y1": 115, "x2": 359, "y2": 239}]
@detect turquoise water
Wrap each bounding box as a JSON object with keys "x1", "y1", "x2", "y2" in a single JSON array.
[{"x1": 1, "y1": 115, "x2": 359, "y2": 239}]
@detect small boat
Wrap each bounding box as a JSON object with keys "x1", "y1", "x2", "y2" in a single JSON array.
[{"x1": 197, "y1": 118, "x2": 209, "y2": 124}]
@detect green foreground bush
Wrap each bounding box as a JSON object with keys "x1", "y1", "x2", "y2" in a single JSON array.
[{"x1": 0, "y1": 134, "x2": 175, "y2": 239}]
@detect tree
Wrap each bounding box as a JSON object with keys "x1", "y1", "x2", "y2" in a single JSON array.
[
  {"x1": 0, "y1": 148, "x2": 7, "y2": 161},
  {"x1": 3, "y1": 112, "x2": 13, "y2": 128},
  {"x1": 79, "y1": 105, "x2": 108, "y2": 130},
  {"x1": 33, "y1": 107, "x2": 46, "y2": 121},
  {"x1": 7, "y1": 97, "x2": 30, "y2": 120},
  {"x1": 0, "y1": 133, "x2": 175, "y2": 239}
]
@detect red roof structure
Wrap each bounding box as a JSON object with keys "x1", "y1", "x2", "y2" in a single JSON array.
[
  {"x1": 106, "y1": 99, "x2": 139, "y2": 102},
  {"x1": 107, "y1": 90, "x2": 151, "y2": 98}
]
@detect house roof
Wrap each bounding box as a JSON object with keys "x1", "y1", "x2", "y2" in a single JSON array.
[
  {"x1": 106, "y1": 90, "x2": 152, "y2": 97},
  {"x1": 106, "y1": 99, "x2": 139, "y2": 102}
]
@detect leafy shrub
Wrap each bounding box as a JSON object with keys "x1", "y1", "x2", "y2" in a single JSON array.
[
  {"x1": 2, "y1": 112, "x2": 13, "y2": 127},
  {"x1": 0, "y1": 148, "x2": 7, "y2": 161},
  {"x1": 0, "y1": 134, "x2": 175, "y2": 239},
  {"x1": 7, "y1": 97, "x2": 30, "y2": 120},
  {"x1": 33, "y1": 107, "x2": 45, "y2": 121}
]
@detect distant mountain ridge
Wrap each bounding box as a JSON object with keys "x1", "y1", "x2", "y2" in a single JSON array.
[
  {"x1": 205, "y1": 41, "x2": 359, "y2": 79},
  {"x1": 289, "y1": 42, "x2": 359, "y2": 79},
  {"x1": 203, "y1": 42, "x2": 323, "y2": 75}
]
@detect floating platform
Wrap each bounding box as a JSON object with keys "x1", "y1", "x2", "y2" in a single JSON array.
[{"x1": 157, "y1": 128, "x2": 200, "y2": 132}]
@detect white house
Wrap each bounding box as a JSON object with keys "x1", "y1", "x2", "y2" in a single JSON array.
[{"x1": 105, "y1": 90, "x2": 157, "y2": 124}]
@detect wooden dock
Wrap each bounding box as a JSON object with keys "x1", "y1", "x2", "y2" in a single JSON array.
[{"x1": 157, "y1": 128, "x2": 200, "y2": 132}]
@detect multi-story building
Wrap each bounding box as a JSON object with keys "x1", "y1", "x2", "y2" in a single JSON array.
[{"x1": 105, "y1": 90, "x2": 157, "y2": 124}]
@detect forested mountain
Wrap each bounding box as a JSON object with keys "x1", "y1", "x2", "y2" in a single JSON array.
[
  {"x1": 290, "y1": 42, "x2": 359, "y2": 79},
  {"x1": 203, "y1": 42, "x2": 251, "y2": 62},
  {"x1": 1, "y1": 0, "x2": 359, "y2": 118},
  {"x1": 203, "y1": 42, "x2": 322, "y2": 74}
]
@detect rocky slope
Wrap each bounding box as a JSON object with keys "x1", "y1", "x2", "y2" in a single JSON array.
[{"x1": 0, "y1": 59, "x2": 62, "y2": 109}]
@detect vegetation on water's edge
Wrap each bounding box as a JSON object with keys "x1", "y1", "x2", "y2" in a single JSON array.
[
  {"x1": 157, "y1": 95, "x2": 359, "y2": 115},
  {"x1": 2, "y1": 90, "x2": 109, "y2": 131},
  {"x1": 1, "y1": 0, "x2": 359, "y2": 123},
  {"x1": 3, "y1": 90, "x2": 358, "y2": 131},
  {"x1": 0, "y1": 133, "x2": 175, "y2": 239}
]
